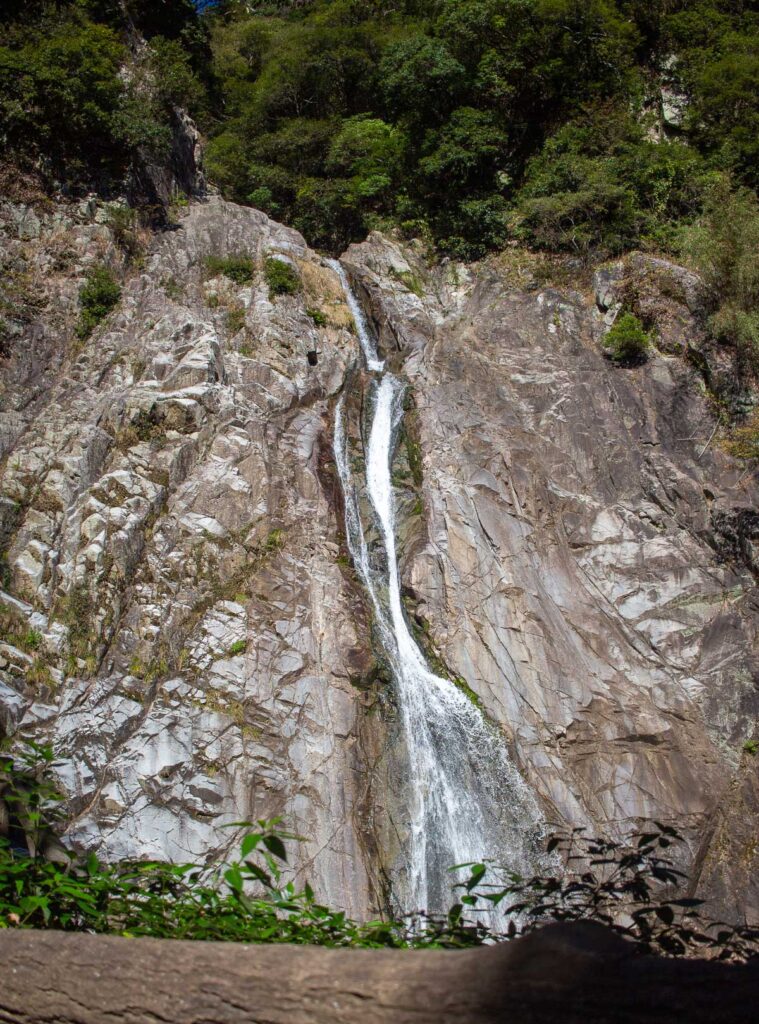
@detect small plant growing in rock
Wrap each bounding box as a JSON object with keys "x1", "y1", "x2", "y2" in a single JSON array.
[
  {"x1": 76, "y1": 265, "x2": 121, "y2": 340},
  {"x1": 106, "y1": 206, "x2": 141, "y2": 261},
  {"x1": 204, "y1": 254, "x2": 255, "y2": 285},
  {"x1": 722, "y1": 410, "x2": 759, "y2": 460},
  {"x1": 390, "y1": 266, "x2": 424, "y2": 297},
  {"x1": 306, "y1": 307, "x2": 327, "y2": 327},
  {"x1": 264, "y1": 528, "x2": 285, "y2": 552},
  {"x1": 743, "y1": 739, "x2": 758, "y2": 756},
  {"x1": 22, "y1": 630, "x2": 42, "y2": 652},
  {"x1": 161, "y1": 276, "x2": 183, "y2": 300},
  {"x1": 26, "y1": 658, "x2": 55, "y2": 692},
  {"x1": 264, "y1": 257, "x2": 301, "y2": 298},
  {"x1": 603, "y1": 312, "x2": 651, "y2": 366},
  {"x1": 228, "y1": 640, "x2": 247, "y2": 657},
  {"x1": 226, "y1": 305, "x2": 246, "y2": 335}
]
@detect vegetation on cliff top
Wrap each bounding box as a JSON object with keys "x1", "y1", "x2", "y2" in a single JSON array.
[
  {"x1": 0, "y1": 1, "x2": 211, "y2": 189},
  {"x1": 2, "y1": 2, "x2": 758, "y2": 265},
  {"x1": 201, "y1": 0, "x2": 759, "y2": 261}
]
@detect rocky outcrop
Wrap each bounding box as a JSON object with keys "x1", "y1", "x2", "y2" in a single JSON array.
[
  {"x1": 1, "y1": 924, "x2": 757, "y2": 1024},
  {"x1": 0, "y1": 196, "x2": 380, "y2": 916},
  {"x1": 344, "y1": 235, "x2": 759, "y2": 924},
  {"x1": 130, "y1": 108, "x2": 207, "y2": 212}
]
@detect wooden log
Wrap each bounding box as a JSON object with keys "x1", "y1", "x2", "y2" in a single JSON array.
[{"x1": 0, "y1": 922, "x2": 757, "y2": 1024}]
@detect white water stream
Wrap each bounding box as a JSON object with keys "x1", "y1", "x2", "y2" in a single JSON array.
[{"x1": 332, "y1": 262, "x2": 545, "y2": 919}]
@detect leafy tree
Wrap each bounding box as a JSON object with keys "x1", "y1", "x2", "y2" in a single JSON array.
[
  {"x1": 0, "y1": 0, "x2": 213, "y2": 188},
  {"x1": 293, "y1": 178, "x2": 362, "y2": 251},
  {"x1": 514, "y1": 106, "x2": 709, "y2": 254},
  {"x1": 327, "y1": 115, "x2": 405, "y2": 204},
  {"x1": 149, "y1": 36, "x2": 207, "y2": 115},
  {"x1": 689, "y1": 34, "x2": 759, "y2": 189},
  {"x1": 419, "y1": 108, "x2": 507, "y2": 192},
  {"x1": 379, "y1": 36, "x2": 465, "y2": 124},
  {"x1": 0, "y1": 17, "x2": 126, "y2": 176}
]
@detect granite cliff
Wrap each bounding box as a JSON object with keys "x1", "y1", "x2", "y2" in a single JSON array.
[{"x1": 1, "y1": 194, "x2": 757, "y2": 923}]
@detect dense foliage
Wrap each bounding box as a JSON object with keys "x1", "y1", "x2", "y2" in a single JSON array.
[
  {"x1": 684, "y1": 180, "x2": 759, "y2": 380},
  {"x1": 0, "y1": 1, "x2": 211, "y2": 189},
  {"x1": 2, "y1": 744, "x2": 758, "y2": 959},
  {"x1": 3, "y1": 1, "x2": 758, "y2": 270},
  {"x1": 202, "y1": 1, "x2": 759, "y2": 258}
]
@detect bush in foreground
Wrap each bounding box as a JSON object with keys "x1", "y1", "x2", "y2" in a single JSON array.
[{"x1": 1, "y1": 744, "x2": 757, "y2": 959}]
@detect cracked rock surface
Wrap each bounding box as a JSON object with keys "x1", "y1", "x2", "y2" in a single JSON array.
[
  {"x1": 0, "y1": 197, "x2": 377, "y2": 916},
  {"x1": 2, "y1": 196, "x2": 758, "y2": 926},
  {"x1": 344, "y1": 234, "x2": 759, "y2": 924}
]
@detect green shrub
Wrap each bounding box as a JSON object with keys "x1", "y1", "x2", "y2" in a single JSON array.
[
  {"x1": 203, "y1": 254, "x2": 255, "y2": 285},
  {"x1": 306, "y1": 307, "x2": 327, "y2": 327},
  {"x1": 22, "y1": 629, "x2": 42, "y2": 652},
  {"x1": 743, "y1": 739, "x2": 758, "y2": 756},
  {"x1": 228, "y1": 640, "x2": 247, "y2": 657},
  {"x1": 459, "y1": 827, "x2": 759, "y2": 960},
  {"x1": 106, "y1": 206, "x2": 141, "y2": 260},
  {"x1": 264, "y1": 258, "x2": 300, "y2": 299},
  {"x1": 603, "y1": 313, "x2": 651, "y2": 366},
  {"x1": 75, "y1": 266, "x2": 121, "y2": 341},
  {"x1": 264, "y1": 528, "x2": 285, "y2": 552},
  {"x1": 722, "y1": 411, "x2": 759, "y2": 461}
]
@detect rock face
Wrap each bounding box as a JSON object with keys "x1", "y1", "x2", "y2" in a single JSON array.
[
  {"x1": 1, "y1": 195, "x2": 758, "y2": 925},
  {"x1": 343, "y1": 235, "x2": 759, "y2": 924},
  {"x1": 0, "y1": 196, "x2": 379, "y2": 917}
]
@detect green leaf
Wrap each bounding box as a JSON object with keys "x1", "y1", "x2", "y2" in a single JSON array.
[
  {"x1": 224, "y1": 865, "x2": 243, "y2": 893},
  {"x1": 262, "y1": 834, "x2": 287, "y2": 862},
  {"x1": 240, "y1": 834, "x2": 260, "y2": 859}
]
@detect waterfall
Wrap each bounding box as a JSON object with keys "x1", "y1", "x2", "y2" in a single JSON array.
[
  {"x1": 332, "y1": 262, "x2": 546, "y2": 921},
  {"x1": 326, "y1": 259, "x2": 385, "y2": 373}
]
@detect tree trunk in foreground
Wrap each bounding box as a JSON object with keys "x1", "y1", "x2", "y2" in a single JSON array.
[{"x1": 0, "y1": 922, "x2": 757, "y2": 1024}]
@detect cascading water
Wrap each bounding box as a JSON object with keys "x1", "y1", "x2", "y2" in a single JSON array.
[
  {"x1": 331, "y1": 261, "x2": 546, "y2": 920},
  {"x1": 327, "y1": 259, "x2": 385, "y2": 373}
]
